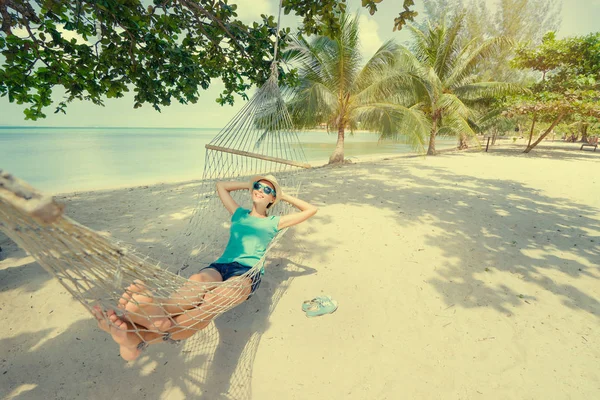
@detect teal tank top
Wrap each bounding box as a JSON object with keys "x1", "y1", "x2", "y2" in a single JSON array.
[{"x1": 215, "y1": 207, "x2": 281, "y2": 270}]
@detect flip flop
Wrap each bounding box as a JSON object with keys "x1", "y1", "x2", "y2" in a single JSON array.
[
  {"x1": 304, "y1": 296, "x2": 338, "y2": 318},
  {"x1": 301, "y1": 295, "x2": 332, "y2": 312}
]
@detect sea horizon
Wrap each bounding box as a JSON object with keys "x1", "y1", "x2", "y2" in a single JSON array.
[{"x1": 1, "y1": 126, "x2": 457, "y2": 195}]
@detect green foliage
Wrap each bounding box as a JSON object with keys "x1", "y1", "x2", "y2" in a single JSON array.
[
  {"x1": 283, "y1": 0, "x2": 348, "y2": 36},
  {"x1": 398, "y1": 15, "x2": 525, "y2": 153},
  {"x1": 507, "y1": 32, "x2": 600, "y2": 151},
  {"x1": 0, "y1": 0, "x2": 298, "y2": 120},
  {"x1": 316, "y1": 0, "x2": 419, "y2": 32},
  {"x1": 513, "y1": 32, "x2": 600, "y2": 91},
  {"x1": 509, "y1": 32, "x2": 600, "y2": 121},
  {"x1": 392, "y1": 0, "x2": 418, "y2": 32},
  {"x1": 511, "y1": 32, "x2": 566, "y2": 77},
  {"x1": 420, "y1": 0, "x2": 561, "y2": 82},
  {"x1": 0, "y1": 0, "x2": 421, "y2": 120},
  {"x1": 506, "y1": 90, "x2": 600, "y2": 121},
  {"x1": 285, "y1": 13, "x2": 429, "y2": 163}
]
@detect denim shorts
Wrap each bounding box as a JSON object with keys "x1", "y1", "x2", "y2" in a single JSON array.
[{"x1": 202, "y1": 261, "x2": 262, "y2": 299}]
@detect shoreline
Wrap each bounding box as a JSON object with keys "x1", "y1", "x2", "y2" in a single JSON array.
[
  {"x1": 50, "y1": 146, "x2": 462, "y2": 197},
  {"x1": 48, "y1": 138, "x2": 587, "y2": 196},
  {"x1": 2, "y1": 128, "x2": 463, "y2": 196}
]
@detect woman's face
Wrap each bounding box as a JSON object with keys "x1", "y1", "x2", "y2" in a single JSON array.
[{"x1": 251, "y1": 180, "x2": 276, "y2": 208}]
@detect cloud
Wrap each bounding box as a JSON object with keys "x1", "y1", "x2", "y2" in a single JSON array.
[
  {"x1": 233, "y1": 0, "x2": 273, "y2": 24},
  {"x1": 358, "y1": 14, "x2": 383, "y2": 60}
]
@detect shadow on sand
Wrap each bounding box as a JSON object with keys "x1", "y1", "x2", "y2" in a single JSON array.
[{"x1": 1, "y1": 228, "x2": 320, "y2": 399}]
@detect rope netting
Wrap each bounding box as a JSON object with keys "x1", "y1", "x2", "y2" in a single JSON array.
[{"x1": 0, "y1": 68, "x2": 309, "y2": 347}]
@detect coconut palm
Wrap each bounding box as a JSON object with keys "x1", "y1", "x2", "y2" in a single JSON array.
[
  {"x1": 285, "y1": 14, "x2": 431, "y2": 164},
  {"x1": 397, "y1": 15, "x2": 525, "y2": 154}
]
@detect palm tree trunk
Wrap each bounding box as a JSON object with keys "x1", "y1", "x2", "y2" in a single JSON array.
[
  {"x1": 580, "y1": 123, "x2": 588, "y2": 143},
  {"x1": 329, "y1": 126, "x2": 345, "y2": 164},
  {"x1": 524, "y1": 113, "x2": 565, "y2": 153},
  {"x1": 427, "y1": 117, "x2": 438, "y2": 155},
  {"x1": 458, "y1": 133, "x2": 469, "y2": 149}
]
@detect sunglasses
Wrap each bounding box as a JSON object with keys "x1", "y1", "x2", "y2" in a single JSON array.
[{"x1": 253, "y1": 181, "x2": 276, "y2": 196}]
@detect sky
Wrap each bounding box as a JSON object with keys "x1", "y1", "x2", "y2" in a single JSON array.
[{"x1": 1, "y1": 0, "x2": 599, "y2": 128}]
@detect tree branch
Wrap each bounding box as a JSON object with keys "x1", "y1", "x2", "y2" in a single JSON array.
[
  {"x1": 0, "y1": 0, "x2": 13, "y2": 35},
  {"x1": 178, "y1": 0, "x2": 250, "y2": 59},
  {"x1": 524, "y1": 112, "x2": 565, "y2": 153}
]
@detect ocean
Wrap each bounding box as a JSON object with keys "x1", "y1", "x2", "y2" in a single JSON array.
[{"x1": 0, "y1": 126, "x2": 456, "y2": 194}]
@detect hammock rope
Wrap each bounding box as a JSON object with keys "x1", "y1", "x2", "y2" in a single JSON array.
[{"x1": 0, "y1": 0, "x2": 309, "y2": 345}]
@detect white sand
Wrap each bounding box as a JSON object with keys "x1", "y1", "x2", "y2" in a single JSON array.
[{"x1": 1, "y1": 141, "x2": 599, "y2": 399}]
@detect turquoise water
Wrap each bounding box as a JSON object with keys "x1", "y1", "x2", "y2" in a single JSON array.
[{"x1": 0, "y1": 127, "x2": 455, "y2": 194}]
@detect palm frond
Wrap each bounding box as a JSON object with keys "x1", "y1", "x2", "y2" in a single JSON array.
[
  {"x1": 353, "y1": 70, "x2": 426, "y2": 108},
  {"x1": 407, "y1": 24, "x2": 432, "y2": 64},
  {"x1": 474, "y1": 108, "x2": 511, "y2": 132},
  {"x1": 351, "y1": 103, "x2": 431, "y2": 152},
  {"x1": 284, "y1": 35, "x2": 337, "y2": 93},
  {"x1": 438, "y1": 113, "x2": 477, "y2": 141},
  {"x1": 453, "y1": 82, "x2": 528, "y2": 101},
  {"x1": 395, "y1": 45, "x2": 433, "y2": 78},
  {"x1": 287, "y1": 82, "x2": 337, "y2": 129},
  {"x1": 438, "y1": 93, "x2": 473, "y2": 120},
  {"x1": 353, "y1": 39, "x2": 402, "y2": 94},
  {"x1": 434, "y1": 12, "x2": 465, "y2": 80},
  {"x1": 445, "y1": 36, "x2": 513, "y2": 89},
  {"x1": 426, "y1": 67, "x2": 443, "y2": 105},
  {"x1": 331, "y1": 14, "x2": 363, "y2": 98}
]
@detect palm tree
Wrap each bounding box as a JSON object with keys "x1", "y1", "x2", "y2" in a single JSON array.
[
  {"x1": 397, "y1": 16, "x2": 524, "y2": 154},
  {"x1": 285, "y1": 14, "x2": 430, "y2": 164}
]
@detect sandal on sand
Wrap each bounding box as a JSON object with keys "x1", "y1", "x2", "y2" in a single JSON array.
[
  {"x1": 304, "y1": 296, "x2": 338, "y2": 318},
  {"x1": 301, "y1": 295, "x2": 332, "y2": 312}
]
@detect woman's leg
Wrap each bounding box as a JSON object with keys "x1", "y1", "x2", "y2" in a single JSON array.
[
  {"x1": 116, "y1": 281, "x2": 173, "y2": 332},
  {"x1": 115, "y1": 276, "x2": 252, "y2": 359},
  {"x1": 95, "y1": 274, "x2": 253, "y2": 361},
  {"x1": 117, "y1": 268, "x2": 223, "y2": 331},
  {"x1": 165, "y1": 275, "x2": 254, "y2": 341},
  {"x1": 161, "y1": 268, "x2": 223, "y2": 313}
]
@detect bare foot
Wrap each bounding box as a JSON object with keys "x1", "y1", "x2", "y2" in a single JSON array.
[
  {"x1": 108, "y1": 313, "x2": 143, "y2": 361},
  {"x1": 108, "y1": 312, "x2": 137, "y2": 347},
  {"x1": 91, "y1": 305, "x2": 112, "y2": 334},
  {"x1": 92, "y1": 306, "x2": 145, "y2": 361},
  {"x1": 93, "y1": 307, "x2": 135, "y2": 346},
  {"x1": 118, "y1": 345, "x2": 142, "y2": 361},
  {"x1": 118, "y1": 281, "x2": 172, "y2": 332}
]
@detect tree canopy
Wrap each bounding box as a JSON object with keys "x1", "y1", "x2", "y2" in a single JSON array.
[
  {"x1": 285, "y1": 14, "x2": 429, "y2": 164},
  {"x1": 0, "y1": 0, "x2": 419, "y2": 120},
  {"x1": 417, "y1": 0, "x2": 561, "y2": 82},
  {"x1": 507, "y1": 32, "x2": 600, "y2": 152},
  {"x1": 397, "y1": 15, "x2": 523, "y2": 154}
]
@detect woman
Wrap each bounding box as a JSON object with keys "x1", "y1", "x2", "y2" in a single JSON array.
[{"x1": 93, "y1": 174, "x2": 317, "y2": 361}]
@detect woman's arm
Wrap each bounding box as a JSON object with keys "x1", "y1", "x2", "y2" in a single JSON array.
[
  {"x1": 278, "y1": 193, "x2": 318, "y2": 230},
  {"x1": 216, "y1": 181, "x2": 251, "y2": 214}
]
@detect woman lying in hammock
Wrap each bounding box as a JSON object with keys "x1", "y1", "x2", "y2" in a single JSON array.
[{"x1": 92, "y1": 175, "x2": 317, "y2": 360}]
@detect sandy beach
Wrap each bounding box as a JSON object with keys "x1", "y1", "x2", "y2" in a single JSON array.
[{"x1": 1, "y1": 141, "x2": 599, "y2": 400}]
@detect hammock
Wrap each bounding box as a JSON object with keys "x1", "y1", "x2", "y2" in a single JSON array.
[{"x1": 0, "y1": 2, "x2": 309, "y2": 345}]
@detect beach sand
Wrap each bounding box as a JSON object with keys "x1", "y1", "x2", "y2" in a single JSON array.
[{"x1": 1, "y1": 141, "x2": 599, "y2": 399}]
